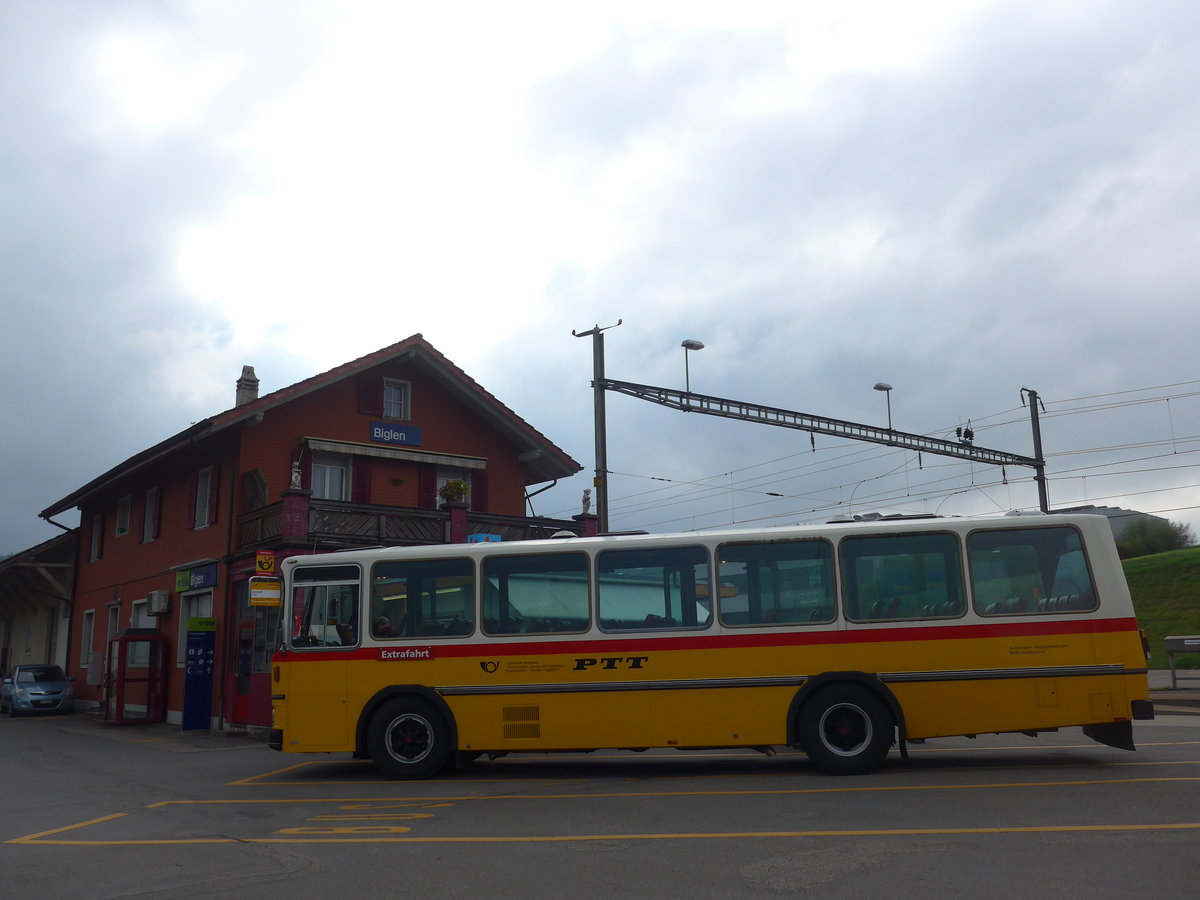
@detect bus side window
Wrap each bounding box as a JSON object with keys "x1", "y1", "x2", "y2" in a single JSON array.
[
  {"x1": 597, "y1": 546, "x2": 711, "y2": 631},
  {"x1": 969, "y1": 526, "x2": 1097, "y2": 616},
  {"x1": 840, "y1": 532, "x2": 963, "y2": 622},
  {"x1": 371, "y1": 557, "x2": 475, "y2": 639},
  {"x1": 481, "y1": 552, "x2": 590, "y2": 636},
  {"x1": 717, "y1": 539, "x2": 834, "y2": 627}
]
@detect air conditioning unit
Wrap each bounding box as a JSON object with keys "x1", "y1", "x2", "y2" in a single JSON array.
[{"x1": 147, "y1": 590, "x2": 171, "y2": 616}]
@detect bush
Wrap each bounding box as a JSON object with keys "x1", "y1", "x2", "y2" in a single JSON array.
[{"x1": 1116, "y1": 518, "x2": 1196, "y2": 559}]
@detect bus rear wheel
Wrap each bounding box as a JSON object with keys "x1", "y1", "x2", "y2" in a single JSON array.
[
  {"x1": 798, "y1": 684, "x2": 893, "y2": 775},
  {"x1": 367, "y1": 697, "x2": 451, "y2": 779}
]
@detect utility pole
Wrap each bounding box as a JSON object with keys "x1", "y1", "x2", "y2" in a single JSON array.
[
  {"x1": 1022, "y1": 387, "x2": 1050, "y2": 513},
  {"x1": 572, "y1": 321, "x2": 622, "y2": 533}
]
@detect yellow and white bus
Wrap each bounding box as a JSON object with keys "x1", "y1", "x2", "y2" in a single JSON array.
[{"x1": 268, "y1": 513, "x2": 1153, "y2": 776}]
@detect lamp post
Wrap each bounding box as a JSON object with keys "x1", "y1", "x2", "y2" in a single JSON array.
[
  {"x1": 873, "y1": 382, "x2": 893, "y2": 430},
  {"x1": 681, "y1": 339, "x2": 705, "y2": 393}
]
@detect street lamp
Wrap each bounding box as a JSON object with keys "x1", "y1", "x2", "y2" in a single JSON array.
[
  {"x1": 873, "y1": 382, "x2": 893, "y2": 430},
  {"x1": 681, "y1": 339, "x2": 704, "y2": 393}
]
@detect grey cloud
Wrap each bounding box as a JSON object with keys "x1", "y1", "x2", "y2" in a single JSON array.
[{"x1": 0, "y1": 2, "x2": 325, "y2": 551}]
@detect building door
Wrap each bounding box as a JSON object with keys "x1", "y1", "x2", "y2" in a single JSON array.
[{"x1": 226, "y1": 579, "x2": 280, "y2": 728}]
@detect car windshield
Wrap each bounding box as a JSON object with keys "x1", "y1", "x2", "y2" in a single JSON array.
[{"x1": 16, "y1": 666, "x2": 67, "y2": 683}]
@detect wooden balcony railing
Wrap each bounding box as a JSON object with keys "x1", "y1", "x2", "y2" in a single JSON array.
[{"x1": 237, "y1": 498, "x2": 585, "y2": 553}]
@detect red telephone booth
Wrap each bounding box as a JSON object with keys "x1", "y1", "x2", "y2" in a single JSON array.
[{"x1": 104, "y1": 628, "x2": 169, "y2": 725}]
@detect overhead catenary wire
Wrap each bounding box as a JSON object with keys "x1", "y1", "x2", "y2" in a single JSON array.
[{"x1": 546, "y1": 377, "x2": 1200, "y2": 530}]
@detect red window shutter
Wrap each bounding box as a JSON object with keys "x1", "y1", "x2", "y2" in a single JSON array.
[
  {"x1": 418, "y1": 464, "x2": 438, "y2": 509},
  {"x1": 471, "y1": 469, "x2": 489, "y2": 513},
  {"x1": 351, "y1": 458, "x2": 371, "y2": 503},
  {"x1": 95, "y1": 513, "x2": 105, "y2": 559},
  {"x1": 152, "y1": 488, "x2": 162, "y2": 539},
  {"x1": 358, "y1": 375, "x2": 384, "y2": 416}
]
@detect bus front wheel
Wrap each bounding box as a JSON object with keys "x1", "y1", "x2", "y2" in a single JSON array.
[
  {"x1": 798, "y1": 684, "x2": 893, "y2": 775},
  {"x1": 367, "y1": 697, "x2": 451, "y2": 779}
]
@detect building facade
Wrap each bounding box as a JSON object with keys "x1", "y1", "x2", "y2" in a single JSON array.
[{"x1": 40, "y1": 335, "x2": 583, "y2": 730}]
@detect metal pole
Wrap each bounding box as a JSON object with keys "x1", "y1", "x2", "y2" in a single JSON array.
[
  {"x1": 1024, "y1": 388, "x2": 1050, "y2": 513},
  {"x1": 574, "y1": 321, "x2": 621, "y2": 533},
  {"x1": 593, "y1": 329, "x2": 609, "y2": 533}
]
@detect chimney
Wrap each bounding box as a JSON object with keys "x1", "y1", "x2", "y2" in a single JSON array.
[{"x1": 235, "y1": 365, "x2": 260, "y2": 407}]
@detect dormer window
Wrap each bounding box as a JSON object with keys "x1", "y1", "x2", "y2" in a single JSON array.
[{"x1": 383, "y1": 379, "x2": 410, "y2": 420}]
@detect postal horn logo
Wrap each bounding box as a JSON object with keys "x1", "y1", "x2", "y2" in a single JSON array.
[{"x1": 479, "y1": 660, "x2": 500, "y2": 674}]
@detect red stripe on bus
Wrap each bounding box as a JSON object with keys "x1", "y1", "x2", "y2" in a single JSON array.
[{"x1": 274, "y1": 616, "x2": 1140, "y2": 663}]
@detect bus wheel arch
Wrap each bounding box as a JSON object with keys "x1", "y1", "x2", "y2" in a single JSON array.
[
  {"x1": 359, "y1": 686, "x2": 458, "y2": 778},
  {"x1": 788, "y1": 674, "x2": 903, "y2": 775}
]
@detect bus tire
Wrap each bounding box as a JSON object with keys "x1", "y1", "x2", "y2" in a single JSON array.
[
  {"x1": 367, "y1": 697, "x2": 451, "y2": 779},
  {"x1": 798, "y1": 684, "x2": 893, "y2": 775}
]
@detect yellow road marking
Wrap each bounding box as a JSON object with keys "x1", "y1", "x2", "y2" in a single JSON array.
[
  {"x1": 227, "y1": 760, "x2": 329, "y2": 785},
  {"x1": 278, "y1": 826, "x2": 413, "y2": 835},
  {"x1": 15, "y1": 822, "x2": 1200, "y2": 846},
  {"x1": 7, "y1": 813, "x2": 128, "y2": 844},
  {"x1": 137, "y1": 774, "x2": 1200, "y2": 810},
  {"x1": 306, "y1": 814, "x2": 436, "y2": 821},
  {"x1": 14, "y1": 775, "x2": 1200, "y2": 846}
]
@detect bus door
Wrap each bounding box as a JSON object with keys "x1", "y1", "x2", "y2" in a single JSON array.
[{"x1": 285, "y1": 564, "x2": 360, "y2": 750}]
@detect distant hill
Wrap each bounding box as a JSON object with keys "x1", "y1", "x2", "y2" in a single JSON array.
[{"x1": 1125, "y1": 547, "x2": 1200, "y2": 669}]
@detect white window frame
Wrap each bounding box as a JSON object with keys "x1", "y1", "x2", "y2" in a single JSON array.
[
  {"x1": 80, "y1": 610, "x2": 95, "y2": 667},
  {"x1": 115, "y1": 495, "x2": 131, "y2": 537},
  {"x1": 194, "y1": 467, "x2": 214, "y2": 530},
  {"x1": 177, "y1": 591, "x2": 214, "y2": 666},
  {"x1": 142, "y1": 487, "x2": 160, "y2": 542},
  {"x1": 89, "y1": 513, "x2": 103, "y2": 561},
  {"x1": 311, "y1": 453, "x2": 351, "y2": 501},
  {"x1": 383, "y1": 379, "x2": 411, "y2": 420}
]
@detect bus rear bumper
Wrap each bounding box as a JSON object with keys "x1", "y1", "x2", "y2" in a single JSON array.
[
  {"x1": 1132, "y1": 699, "x2": 1155, "y2": 720},
  {"x1": 267, "y1": 728, "x2": 283, "y2": 752}
]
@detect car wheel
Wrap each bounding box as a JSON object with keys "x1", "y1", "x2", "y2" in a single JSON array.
[
  {"x1": 367, "y1": 697, "x2": 451, "y2": 780},
  {"x1": 798, "y1": 684, "x2": 893, "y2": 775}
]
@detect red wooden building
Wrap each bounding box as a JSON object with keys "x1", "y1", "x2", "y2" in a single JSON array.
[{"x1": 40, "y1": 334, "x2": 583, "y2": 730}]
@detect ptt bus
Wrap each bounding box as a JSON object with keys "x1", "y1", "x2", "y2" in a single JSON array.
[{"x1": 267, "y1": 513, "x2": 1154, "y2": 777}]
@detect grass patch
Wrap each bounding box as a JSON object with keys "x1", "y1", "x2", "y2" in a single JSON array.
[{"x1": 1125, "y1": 547, "x2": 1200, "y2": 669}]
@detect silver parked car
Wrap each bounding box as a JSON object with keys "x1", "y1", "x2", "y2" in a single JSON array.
[{"x1": 1, "y1": 664, "x2": 75, "y2": 716}]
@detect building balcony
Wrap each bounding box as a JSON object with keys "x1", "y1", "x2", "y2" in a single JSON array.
[{"x1": 236, "y1": 497, "x2": 586, "y2": 553}]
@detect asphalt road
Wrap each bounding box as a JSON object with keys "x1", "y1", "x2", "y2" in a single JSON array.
[{"x1": 3, "y1": 707, "x2": 1200, "y2": 899}]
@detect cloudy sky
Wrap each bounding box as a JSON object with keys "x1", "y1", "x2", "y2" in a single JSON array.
[{"x1": 3, "y1": 0, "x2": 1199, "y2": 554}]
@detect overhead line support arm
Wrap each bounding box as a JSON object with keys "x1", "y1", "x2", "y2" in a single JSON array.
[{"x1": 602, "y1": 378, "x2": 1043, "y2": 471}]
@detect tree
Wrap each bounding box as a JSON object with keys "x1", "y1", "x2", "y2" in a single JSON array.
[{"x1": 1115, "y1": 518, "x2": 1197, "y2": 559}]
